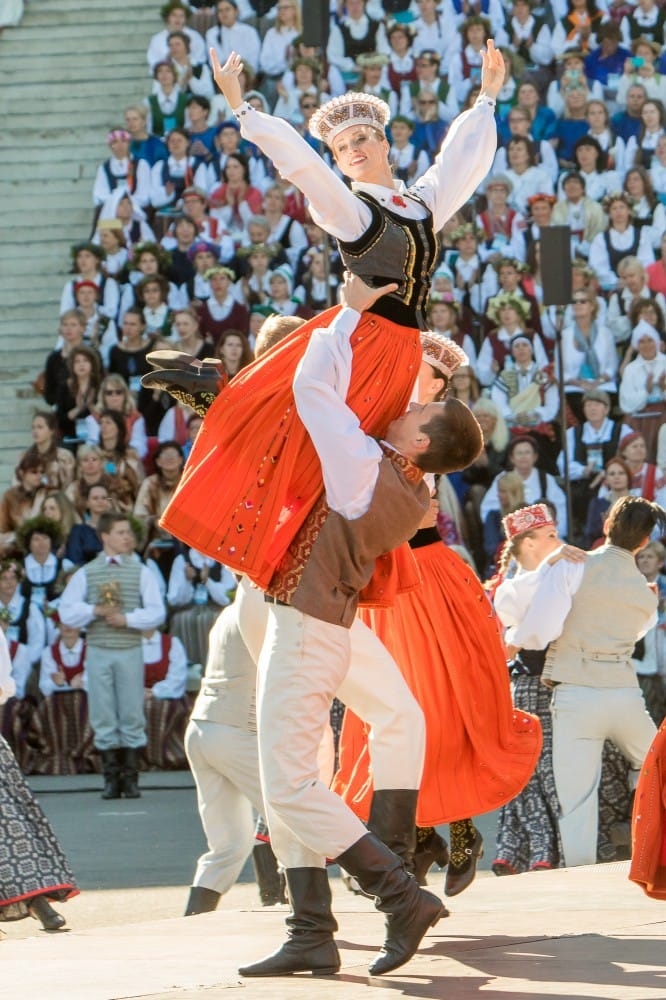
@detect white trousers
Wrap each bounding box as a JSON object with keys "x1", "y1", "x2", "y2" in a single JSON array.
[
  {"x1": 185, "y1": 720, "x2": 265, "y2": 894},
  {"x1": 255, "y1": 604, "x2": 425, "y2": 870},
  {"x1": 551, "y1": 684, "x2": 657, "y2": 868}
]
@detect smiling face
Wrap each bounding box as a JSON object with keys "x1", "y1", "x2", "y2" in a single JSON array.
[{"x1": 331, "y1": 125, "x2": 390, "y2": 184}]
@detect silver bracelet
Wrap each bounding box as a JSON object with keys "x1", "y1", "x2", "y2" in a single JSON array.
[{"x1": 475, "y1": 95, "x2": 497, "y2": 110}]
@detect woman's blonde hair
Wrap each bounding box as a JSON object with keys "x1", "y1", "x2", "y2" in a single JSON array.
[
  {"x1": 95, "y1": 374, "x2": 137, "y2": 416},
  {"x1": 472, "y1": 397, "x2": 509, "y2": 452},
  {"x1": 496, "y1": 470, "x2": 525, "y2": 515}
]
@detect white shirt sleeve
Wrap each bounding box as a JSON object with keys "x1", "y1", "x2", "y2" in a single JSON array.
[
  {"x1": 125, "y1": 565, "x2": 167, "y2": 631},
  {"x1": 234, "y1": 104, "x2": 372, "y2": 242},
  {"x1": 509, "y1": 558, "x2": 586, "y2": 650},
  {"x1": 408, "y1": 100, "x2": 498, "y2": 232},
  {"x1": 0, "y1": 629, "x2": 16, "y2": 704},
  {"x1": 293, "y1": 306, "x2": 383, "y2": 519},
  {"x1": 150, "y1": 636, "x2": 188, "y2": 699},
  {"x1": 59, "y1": 566, "x2": 96, "y2": 629}
]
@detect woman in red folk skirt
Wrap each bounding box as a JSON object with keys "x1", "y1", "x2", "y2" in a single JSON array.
[{"x1": 152, "y1": 45, "x2": 504, "y2": 588}]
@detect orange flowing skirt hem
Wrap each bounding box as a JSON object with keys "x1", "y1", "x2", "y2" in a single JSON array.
[
  {"x1": 332, "y1": 544, "x2": 543, "y2": 827},
  {"x1": 160, "y1": 307, "x2": 421, "y2": 589}
]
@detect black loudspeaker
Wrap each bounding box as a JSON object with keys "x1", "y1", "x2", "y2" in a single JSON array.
[
  {"x1": 302, "y1": 0, "x2": 329, "y2": 49},
  {"x1": 540, "y1": 226, "x2": 573, "y2": 306}
]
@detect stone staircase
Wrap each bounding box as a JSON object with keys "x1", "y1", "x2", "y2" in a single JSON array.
[{"x1": 0, "y1": 0, "x2": 163, "y2": 489}]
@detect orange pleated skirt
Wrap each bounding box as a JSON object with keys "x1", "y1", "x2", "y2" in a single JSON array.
[
  {"x1": 332, "y1": 543, "x2": 543, "y2": 827},
  {"x1": 160, "y1": 307, "x2": 421, "y2": 589},
  {"x1": 629, "y1": 721, "x2": 666, "y2": 900}
]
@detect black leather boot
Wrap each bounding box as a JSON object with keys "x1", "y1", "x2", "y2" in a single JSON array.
[
  {"x1": 28, "y1": 895, "x2": 67, "y2": 931},
  {"x1": 119, "y1": 747, "x2": 141, "y2": 799},
  {"x1": 367, "y1": 789, "x2": 419, "y2": 872},
  {"x1": 100, "y1": 749, "x2": 121, "y2": 800},
  {"x1": 445, "y1": 820, "x2": 483, "y2": 897},
  {"x1": 413, "y1": 827, "x2": 450, "y2": 886},
  {"x1": 238, "y1": 868, "x2": 340, "y2": 977},
  {"x1": 184, "y1": 885, "x2": 221, "y2": 916},
  {"x1": 336, "y1": 832, "x2": 446, "y2": 976},
  {"x1": 141, "y1": 367, "x2": 223, "y2": 417},
  {"x1": 252, "y1": 841, "x2": 288, "y2": 906}
]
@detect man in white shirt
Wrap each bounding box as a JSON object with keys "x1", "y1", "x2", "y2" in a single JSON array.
[{"x1": 507, "y1": 495, "x2": 662, "y2": 868}]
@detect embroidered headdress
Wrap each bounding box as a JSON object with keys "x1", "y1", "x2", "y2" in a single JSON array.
[
  {"x1": 420, "y1": 331, "x2": 468, "y2": 378},
  {"x1": 502, "y1": 502, "x2": 554, "y2": 541},
  {"x1": 309, "y1": 92, "x2": 391, "y2": 147}
]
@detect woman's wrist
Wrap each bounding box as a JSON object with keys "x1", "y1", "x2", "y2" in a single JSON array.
[{"x1": 476, "y1": 93, "x2": 497, "y2": 109}]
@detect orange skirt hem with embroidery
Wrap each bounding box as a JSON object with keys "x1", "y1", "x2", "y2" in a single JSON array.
[
  {"x1": 331, "y1": 543, "x2": 543, "y2": 827},
  {"x1": 160, "y1": 306, "x2": 421, "y2": 589}
]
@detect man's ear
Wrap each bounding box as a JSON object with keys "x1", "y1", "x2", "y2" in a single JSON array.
[{"x1": 414, "y1": 433, "x2": 430, "y2": 454}]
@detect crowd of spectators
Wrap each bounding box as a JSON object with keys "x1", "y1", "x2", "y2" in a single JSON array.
[{"x1": 2, "y1": 0, "x2": 666, "y2": 774}]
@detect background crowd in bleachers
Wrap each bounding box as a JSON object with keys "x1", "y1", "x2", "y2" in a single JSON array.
[{"x1": 2, "y1": 0, "x2": 666, "y2": 773}]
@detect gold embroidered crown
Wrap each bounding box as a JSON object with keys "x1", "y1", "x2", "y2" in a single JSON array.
[
  {"x1": 309, "y1": 92, "x2": 391, "y2": 147},
  {"x1": 420, "y1": 331, "x2": 468, "y2": 378}
]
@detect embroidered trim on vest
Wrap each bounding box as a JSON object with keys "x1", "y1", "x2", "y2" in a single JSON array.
[
  {"x1": 267, "y1": 495, "x2": 330, "y2": 603},
  {"x1": 378, "y1": 443, "x2": 425, "y2": 485}
]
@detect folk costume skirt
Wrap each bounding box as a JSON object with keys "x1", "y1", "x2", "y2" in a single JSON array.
[
  {"x1": 0, "y1": 734, "x2": 78, "y2": 920},
  {"x1": 160, "y1": 307, "x2": 421, "y2": 590},
  {"x1": 332, "y1": 543, "x2": 542, "y2": 828}
]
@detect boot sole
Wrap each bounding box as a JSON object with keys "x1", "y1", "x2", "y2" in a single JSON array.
[
  {"x1": 368, "y1": 898, "x2": 446, "y2": 976},
  {"x1": 239, "y1": 966, "x2": 340, "y2": 977}
]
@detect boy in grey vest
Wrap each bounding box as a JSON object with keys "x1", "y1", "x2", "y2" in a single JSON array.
[{"x1": 59, "y1": 512, "x2": 165, "y2": 799}]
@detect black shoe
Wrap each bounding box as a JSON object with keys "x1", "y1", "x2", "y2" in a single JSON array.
[
  {"x1": 239, "y1": 868, "x2": 340, "y2": 977},
  {"x1": 252, "y1": 841, "x2": 288, "y2": 906},
  {"x1": 336, "y1": 832, "x2": 446, "y2": 976},
  {"x1": 100, "y1": 748, "x2": 121, "y2": 800},
  {"x1": 119, "y1": 747, "x2": 141, "y2": 799},
  {"x1": 184, "y1": 885, "x2": 221, "y2": 916},
  {"x1": 146, "y1": 349, "x2": 222, "y2": 373},
  {"x1": 141, "y1": 368, "x2": 222, "y2": 417},
  {"x1": 413, "y1": 827, "x2": 450, "y2": 887},
  {"x1": 445, "y1": 821, "x2": 483, "y2": 897},
  {"x1": 29, "y1": 895, "x2": 67, "y2": 931}
]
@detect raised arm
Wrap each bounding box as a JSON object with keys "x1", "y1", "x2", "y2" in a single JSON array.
[
  {"x1": 210, "y1": 50, "x2": 370, "y2": 242},
  {"x1": 410, "y1": 40, "x2": 505, "y2": 230}
]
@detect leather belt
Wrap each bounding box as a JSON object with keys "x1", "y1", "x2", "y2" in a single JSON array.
[{"x1": 264, "y1": 594, "x2": 291, "y2": 607}]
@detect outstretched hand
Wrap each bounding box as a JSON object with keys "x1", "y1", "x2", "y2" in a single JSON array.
[
  {"x1": 210, "y1": 49, "x2": 244, "y2": 108},
  {"x1": 339, "y1": 272, "x2": 399, "y2": 313},
  {"x1": 480, "y1": 39, "x2": 505, "y2": 101}
]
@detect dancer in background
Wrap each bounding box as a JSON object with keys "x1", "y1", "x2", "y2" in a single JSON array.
[{"x1": 0, "y1": 626, "x2": 78, "y2": 933}]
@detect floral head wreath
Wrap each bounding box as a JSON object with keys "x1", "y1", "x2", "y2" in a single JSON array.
[
  {"x1": 487, "y1": 292, "x2": 531, "y2": 325},
  {"x1": 204, "y1": 266, "x2": 236, "y2": 281},
  {"x1": 449, "y1": 223, "x2": 484, "y2": 243},
  {"x1": 602, "y1": 191, "x2": 634, "y2": 214},
  {"x1": 309, "y1": 92, "x2": 391, "y2": 147},
  {"x1": 236, "y1": 242, "x2": 278, "y2": 259},
  {"x1": 130, "y1": 241, "x2": 172, "y2": 271},
  {"x1": 493, "y1": 256, "x2": 528, "y2": 275},
  {"x1": 16, "y1": 515, "x2": 62, "y2": 552}
]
